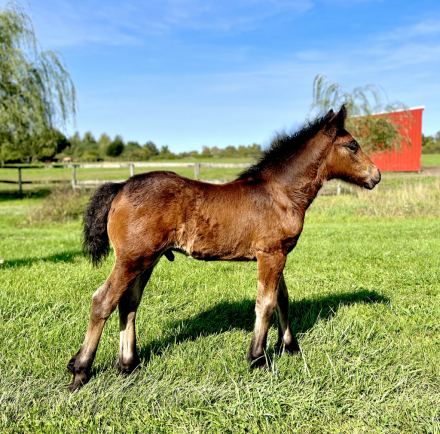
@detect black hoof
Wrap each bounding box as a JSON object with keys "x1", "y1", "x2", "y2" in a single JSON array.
[
  {"x1": 276, "y1": 339, "x2": 300, "y2": 356},
  {"x1": 116, "y1": 357, "x2": 141, "y2": 374},
  {"x1": 285, "y1": 341, "x2": 300, "y2": 356},
  {"x1": 69, "y1": 372, "x2": 90, "y2": 392},
  {"x1": 247, "y1": 351, "x2": 268, "y2": 370},
  {"x1": 67, "y1": 355, "x2": 77, "y2": 374}
]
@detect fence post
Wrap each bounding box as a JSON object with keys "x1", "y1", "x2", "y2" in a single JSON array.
[
  {"x1": 337, "y1": 180, "x2": 341, "y2": 195},
  {"x1": 71, "y1": 165, "x2": 76, "y2": 189},
  {"x1": 130, "y1": 163, "x2": 134, "y2": 177},
  {"x1": 18, "y1": 168, "x2": 22, "y2": 197},
  {"x1": 194, "y1": 163, "x2": 200, "y2": 180}
]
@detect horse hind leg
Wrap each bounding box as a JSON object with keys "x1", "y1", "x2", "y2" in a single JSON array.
[
  {"x1": 67, "y1": 264, "x2": 142, "y2": 391},
  {"x1": 116, "y1": 268, "x2": 153, "y2": 374},
  {"x1": 275, "y1": 273, "x2": 299, "y2": 356}
]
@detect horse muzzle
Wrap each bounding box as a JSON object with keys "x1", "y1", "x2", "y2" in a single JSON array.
[{"x1": 364, "y1": 165, "x2": 381, "y2": 190}]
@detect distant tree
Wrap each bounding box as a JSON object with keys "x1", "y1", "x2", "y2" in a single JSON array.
[
  {"x1": 63, "y1": 131, "x2": 85, "y2": 159},
  {"x1": 69, "y1": 131, "x2": 82, "y2": 146},
  {"x1": 107, "y1": 135, "x2": 125, "y2": 157},
  {"x1": 422, "y1": 132, "x2": 440, "y2": 154},
  {"x1": 223, "y1": 146, "x2": 237, "y2": 157},
  {"x1": 210, "y1": 146, "x2": 220, "y2": 157},
  {"x1": 97, "y1": 133, "x2": 111, "y2": 158},
  {"x1": 237, "y1": 143, "x2": 261, "y2": 158},
  {"x1": 201, "y1": 146, "x2": 213, "y2": 157},
  {"x1": 309, "y1": 74, "x2": 411, "y2": 154},
  {"x1": 27, "y1": 128, "x2": 70, "y2": 161},
  {"x1": 157, "y1": 145, "x2": 177, "y2": 160},
  {"x1": 79, "y1": 131, "x2": 99, "y2": 160},
  {"x1": 124, "y1": 141, "x2": 141, "y2": 152},
  {"x1": 122, "y1": 141, "x2": 146, "y2": 160},
  {"x1": 143, "y1": 141, "x2": 159, "y2": 159},
  {"x1": 188, "y1": 150, "x2": 200, "y2": 158},
  {"x1": 82, "y1": 131, "x2": 96, "y2": 146},
  {"x1": 248, "y1": 143, "x2": 262, "y2": 157},
  {"x1": 0, "y1": 2, "x2": 76, "y2": 162}
]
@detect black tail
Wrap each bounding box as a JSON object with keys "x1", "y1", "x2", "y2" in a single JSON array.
[{"x1": 82, "y1": 182, "x2": 125, "y2": 267}]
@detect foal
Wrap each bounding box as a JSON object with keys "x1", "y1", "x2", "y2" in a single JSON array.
[{"x1": 68, "y1": 105, "x2": 381, "y2": 391}]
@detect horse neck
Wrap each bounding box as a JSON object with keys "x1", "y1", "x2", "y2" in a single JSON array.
[{"x1": 267, "y1": 136, "x2": 330, "y2": 211}]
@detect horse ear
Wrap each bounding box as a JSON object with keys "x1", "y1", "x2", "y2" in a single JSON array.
[
  {"x1": 338, "y1": 104, "x2": 347, "y2": 129},
  {"x1": 323, "y1": 109, "x2": 334, "y2": 121},
  {"x1": 323, "y1": 104, "x2": 347, "y2": 139}
]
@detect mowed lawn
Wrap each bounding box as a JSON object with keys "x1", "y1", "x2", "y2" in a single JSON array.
[{"x1": 0, "y1": 193, "x2": 439, "y2": 433}]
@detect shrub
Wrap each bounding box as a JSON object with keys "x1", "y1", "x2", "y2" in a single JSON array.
[{"x1": 29, "y1": 187, "x2": 91, "y2": 223}]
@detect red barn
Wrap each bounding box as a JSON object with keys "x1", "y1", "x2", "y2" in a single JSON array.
[{"x1": 370, "y1": 106, "x2": 424, "y2": 172}]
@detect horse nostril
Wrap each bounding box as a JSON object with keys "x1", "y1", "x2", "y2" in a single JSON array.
[
  {"x1": 368, "y1": 165, "x2": 381, "y2": 184},
  {"x1": 373, "y1": 168, "x2": 381, "y2": 184}
]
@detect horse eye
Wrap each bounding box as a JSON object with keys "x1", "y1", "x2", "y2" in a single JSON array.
[{"x1": 347, "y1": 142, "x2": 358, "y2": 152}]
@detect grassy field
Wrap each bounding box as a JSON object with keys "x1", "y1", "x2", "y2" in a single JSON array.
[
  {"x1": 0, "y1": 181, "x2": 440, "y2": 432},
  {"x1": 422, "y1": 154, "x2": 440, "y2": 167}
]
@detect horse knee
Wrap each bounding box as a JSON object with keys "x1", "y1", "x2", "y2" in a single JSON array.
[
  {"x1": 256, "y1": 296, "x2": 277, "y2": 321},
  {"x1": 91, "y1": 283, "x2": 117, "y2": 320}
]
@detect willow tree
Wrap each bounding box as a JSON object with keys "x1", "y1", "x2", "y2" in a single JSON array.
[
  {"x1": 309, "y1": 74, "x2": 411, "y2": 155},
  {"x1": 0, "y1": 2, "x2": 76, "y2": 162}
]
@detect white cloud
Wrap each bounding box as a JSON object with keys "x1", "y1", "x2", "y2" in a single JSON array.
[
  {"x1": 381, "y1": 19, "x2": 440, "y2": 41},
  {"x1": 31, "y1": 1, "x2": 148, "y2": 48},
  {"x1": 31, "y1": 0, "x2": 314, "y2": 48}
]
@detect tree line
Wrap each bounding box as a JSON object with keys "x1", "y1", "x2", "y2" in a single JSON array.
[
  {"x1": 51, "y1": 130, "x2": 263, "y2": 162},
  {"x1": 422, "y1": 132, "x2": 440, "y2": 154}
]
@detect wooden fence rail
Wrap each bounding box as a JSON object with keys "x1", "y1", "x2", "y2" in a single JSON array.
[{"x1": 0, "y1": 162, "x2": 253, "y2": 195}]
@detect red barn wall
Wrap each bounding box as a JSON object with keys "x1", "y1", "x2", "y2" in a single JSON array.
[{"x1": 370, "y1": 107, "x2": 424, "y2": 172}]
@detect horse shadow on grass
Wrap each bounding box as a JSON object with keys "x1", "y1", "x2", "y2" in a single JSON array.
[
  {"x1": 2, "y1": 250, "x2": 83, "y2": 268},
  {"x1": 137, "y1": 289, "x2": 388, "y2": 365}
]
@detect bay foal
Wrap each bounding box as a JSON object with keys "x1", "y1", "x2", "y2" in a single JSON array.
[{"x1": 68, "y1": 106, "x2": 381, "y2": 391}]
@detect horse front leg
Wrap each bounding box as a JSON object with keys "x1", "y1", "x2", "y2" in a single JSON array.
[
  {"x1": 275, "y1": 272, "x2": 299, "y2": 355},
  {"x1": 247, "y1": 252, "x2": 286, "y2": 369},
  {"x1": 117, "y1": 268, "x2": 153, "y2": 374}
]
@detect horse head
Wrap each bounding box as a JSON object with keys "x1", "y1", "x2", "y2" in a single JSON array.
[{"x1": 321, "y1": 105, "x2": 381, "y2": 190}]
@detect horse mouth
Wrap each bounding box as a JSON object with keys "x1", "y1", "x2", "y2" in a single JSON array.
[
  {"x1": 364, "y1": 176, "x2": 381, "y2": 190},
  {"x1": 364, "y1": 181, "x2": 376, "y2": 190}
]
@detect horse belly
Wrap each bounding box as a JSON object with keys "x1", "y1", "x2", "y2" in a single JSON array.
[{"x1": 175, "y1": 224, "x2": 255, "y2": 262}]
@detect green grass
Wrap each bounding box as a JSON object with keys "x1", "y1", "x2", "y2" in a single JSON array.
[
  {"x1": 0, "y1": 192, "x2": 440, "y2": 433},
  {"x1": 422, "y1": 154, "x2": 440, "y2": 167}
]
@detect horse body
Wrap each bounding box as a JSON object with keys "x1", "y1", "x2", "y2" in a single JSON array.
[
  {"x1": 68, "y1": 106, "x2": 381, "y2": 391},
  {"x1": 109, "y1": 172, "x2": 302, "y2": 263}
]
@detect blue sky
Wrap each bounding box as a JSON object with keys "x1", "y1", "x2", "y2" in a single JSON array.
[{"x1": 29, "y1": 0, "x2": 440, "y2": 152}]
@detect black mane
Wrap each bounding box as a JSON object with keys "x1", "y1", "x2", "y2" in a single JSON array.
[{"x1": 237, "y1": 114, "x2": 330, "y2": 180}]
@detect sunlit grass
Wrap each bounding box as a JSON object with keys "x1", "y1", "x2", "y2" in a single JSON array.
[
  {"x1": 422, "y1": 154, "x2": 440, "y2": 166},
  {"x1": 0, "y1": 187, "x2": 439, "y2": 433},
  {"x1": 313, "y1": 177, "x2": 440, "y2": 218}
]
